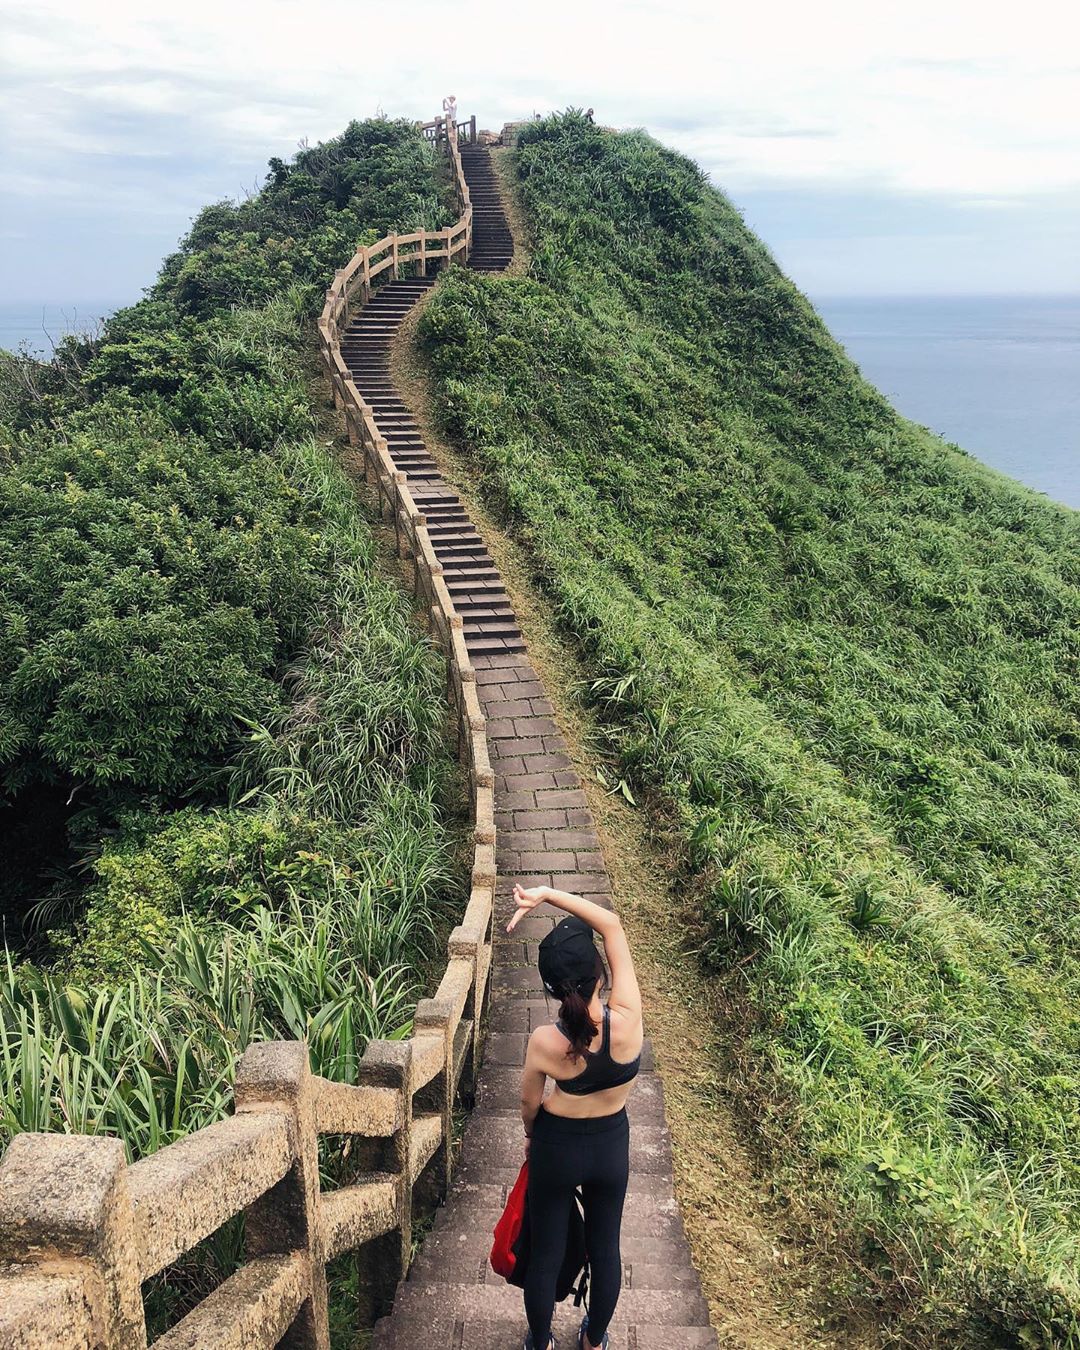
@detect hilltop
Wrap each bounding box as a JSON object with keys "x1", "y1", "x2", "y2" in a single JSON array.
[{"x1": 418, "y1": 111, "x2": 1080, "y2": 1346}]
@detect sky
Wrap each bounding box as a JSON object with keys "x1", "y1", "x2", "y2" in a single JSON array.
[{"x1": 2, "y1": 0, "x2": 1079, "y2": 305}]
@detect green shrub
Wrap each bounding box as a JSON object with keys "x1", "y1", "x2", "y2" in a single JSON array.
[
  {"x1": 0, "y1": 116, "x2": 456, "y2": 810},
  {"x1": 0, "y1": 399, "x2": 320, "y2": 793}
]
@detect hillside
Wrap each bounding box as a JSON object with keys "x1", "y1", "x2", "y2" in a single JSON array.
[
  {"x1": 0, "y1": 119, "x2": 463, "y2": 1333},
  {"x1": 418, "y1": 112, "x2": 1080, "y2": 1345}
]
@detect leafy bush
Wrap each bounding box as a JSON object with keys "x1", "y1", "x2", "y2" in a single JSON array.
[
  {"x1": 420, "y1": 112, "x2": 1080, "y2": 1342},
  {"x1": 156, "y1": 118, "x2": 455, "y2": 319},
  {"x1": 0, "y1": 117, "x2": 454, "y2": 814},
  {"x1": 0, "y1": 116, "x2": 463, "y2": 1124},
  {"x1": 0, "y1": 397, "x2": 320, "y2": 794}
]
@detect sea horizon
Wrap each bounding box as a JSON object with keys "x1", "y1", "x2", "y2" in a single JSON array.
[
  {"x1": 812, "y1": 293, "x2": 1079, "y2": 510},
  {"x1": 2, "y1": 292, "x2": 1077, "y2": 511}
]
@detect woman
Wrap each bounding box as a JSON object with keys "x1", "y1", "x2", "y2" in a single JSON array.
[{"x1": 508, "y1": 883, "x2": 644, "y2": 1350}]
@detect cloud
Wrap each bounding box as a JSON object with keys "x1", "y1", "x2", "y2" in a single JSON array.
[{"x1": 1, "y1": 0, "x2": 1078, "y2": 299}]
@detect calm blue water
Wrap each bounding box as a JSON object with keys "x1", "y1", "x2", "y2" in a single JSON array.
[
  {"x1": 814, "y1": 295, "x2": 1080, "y2": 510},
  {"x1": 2, "y1": 296, "x2": 1077, "y2": 510},
  {"x1": 0, "y1": 301, "x2": 132, "y2": 355}
]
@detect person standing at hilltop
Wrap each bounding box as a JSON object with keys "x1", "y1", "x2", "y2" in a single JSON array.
[{"x1": 507, "y1": 883, "x2": 644, "y2": 1350}]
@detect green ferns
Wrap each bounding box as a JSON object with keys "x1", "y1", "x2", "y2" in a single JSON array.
[{"x1": 419, "y1": 113, "x2": 1080, "y2": 1343}]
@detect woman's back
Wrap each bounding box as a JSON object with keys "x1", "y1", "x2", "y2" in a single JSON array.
[{"x1": 532, "y1": 1004, "x2": 642, "y2": 1119}]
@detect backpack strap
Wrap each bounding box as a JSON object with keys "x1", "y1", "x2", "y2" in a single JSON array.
[
  {"x1": 573, "y1": 1260, "x2": 590, "y2": 1308},
  {"x1": 572, "y1": 1187, "x2": 589, "y2": 1307}
]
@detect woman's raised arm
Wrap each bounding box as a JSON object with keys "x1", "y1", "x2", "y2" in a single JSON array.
[{"x1": 508, "y1": 884, "x2": 642, "y2": 1021}]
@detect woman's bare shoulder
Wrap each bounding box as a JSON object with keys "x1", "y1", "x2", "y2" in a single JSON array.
[
  {"x1": 529, "y1": 1022, "x2": 575, "y2": 1073},
  {"x1": 529, "y1": 1022, "x2": 567, "y2": 1056}
]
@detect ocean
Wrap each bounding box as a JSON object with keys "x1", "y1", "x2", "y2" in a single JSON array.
[
  {"x1": 1, "y1": 294, "x2": 1077, "y2": 511},
  {"x1": 0, "y1": 300, "x2": 130, "y2": 356},
  {"x1": 814, "y1": 295, "x2": 1080, "y2": 510}
]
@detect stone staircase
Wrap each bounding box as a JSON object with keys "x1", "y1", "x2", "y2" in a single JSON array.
[{"x1": 341, "y1": 141, "x2": 716, "y2": 1350}]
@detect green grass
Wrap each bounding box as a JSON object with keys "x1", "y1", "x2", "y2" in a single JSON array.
[
  {"x1": 0, "y1": 120, "x2": 463, "y2": 1339},
  {"x1": 419, "y1": 112, "x2": 1080, "y2": 1345}
]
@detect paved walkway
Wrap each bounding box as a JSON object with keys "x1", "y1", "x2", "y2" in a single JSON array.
[{"x1": 343, "y1": 142, "x2": 716, "y2": 1350}]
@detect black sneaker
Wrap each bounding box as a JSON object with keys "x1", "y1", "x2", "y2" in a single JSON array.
[{"x1": 524, "y1": 1334, "x2": 556, "y2": 1350}]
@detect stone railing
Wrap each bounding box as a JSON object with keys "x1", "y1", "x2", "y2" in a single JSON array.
[{"x1": 0, "y1": 108, "x2": 496, "y2": 1350}]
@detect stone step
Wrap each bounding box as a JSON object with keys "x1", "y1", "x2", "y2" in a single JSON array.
[
  {"x1": 431, "y1": 1182, "x2": 689, "y2": 1242},
  {"x1": 375, "y1": 1313, "x2": 718, "y2": 1350},
  {"x1": 468, "y1": 637, "x2": 529, "y2": 655},
  {"x1": 389, "y1": 1282, "x2": 710, "y2": 1328},
  {"x1": 436, "y1": 545, "x2": 494, "y2": 560},
  {"x1": 407, "y1": 1227, "x2": 693, "y2": 1286},
  {"x1": 410, "y1": 1251, "x2": 702, "y2": 1294},
  {"x1": 465, "y1": 621, "x2": 523, "y2": 637},
  {"x1": 459, "y1": 607, "x2": 517, "y2": 625}
]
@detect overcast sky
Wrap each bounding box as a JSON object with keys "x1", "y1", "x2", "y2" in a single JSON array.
[{"x1": 2, "y1": 0, "x2": 1079, "y2": 304}]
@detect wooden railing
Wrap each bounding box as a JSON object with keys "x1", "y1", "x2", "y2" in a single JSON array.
[
  {"x1": 0, "y1": 109, "x2": 496, "y2": 1350},
  {"x1": 320, "y1": 112, "x2": 471, "y2": 347},
  {"x1": 421, "y1": 112, "x2": 477, "y2": 145}
]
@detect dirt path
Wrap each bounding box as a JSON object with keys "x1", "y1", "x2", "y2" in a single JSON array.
[{"x1": 387, "y1": 216, "x2": 885, "y2": 1343}]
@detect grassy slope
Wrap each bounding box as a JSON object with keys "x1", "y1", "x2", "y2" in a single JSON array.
[
  {"x1": 419, "y1": 114, "x2": 1080, "y2": 1344},
  {"x1": 0, "y1": 122, "x2": 462, "y2": 1333}
]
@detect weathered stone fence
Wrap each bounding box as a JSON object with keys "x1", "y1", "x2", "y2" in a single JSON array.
[{"x1": 0, "y1": 109, "x2": 495, "y2": 1350}]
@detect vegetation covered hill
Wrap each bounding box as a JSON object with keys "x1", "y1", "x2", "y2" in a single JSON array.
[
  {"x1": 0, "y1": 120, "x2": 459, "y2": 1329},
  {"x1": 419, "y1": 113, "x2": 1080, "y2": 1345}
]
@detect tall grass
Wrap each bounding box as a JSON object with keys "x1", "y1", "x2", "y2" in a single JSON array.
[
  {"x1": 1, "y1": 891, "x2": 417, "y2": 1153},
  {"x1": 419, "y1": 113, "x2": 1080, "y2": 1344}
]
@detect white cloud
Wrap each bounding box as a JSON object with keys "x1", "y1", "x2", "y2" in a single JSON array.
[
  {"x1": 2, "y1": 0, "x2": 1078, "y2": 197},
  {"x1": 1, "y1": 0, "x2": 1077, "y2": 298}
]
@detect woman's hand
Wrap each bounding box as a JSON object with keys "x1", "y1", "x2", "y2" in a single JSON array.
[{"x1": 507, "y1": 883, "x2": 550, "y2": 933}]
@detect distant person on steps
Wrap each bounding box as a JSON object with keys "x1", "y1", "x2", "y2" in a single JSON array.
[{"x1": 508, "y1": 883, "x2": 644, "y2": 1350}]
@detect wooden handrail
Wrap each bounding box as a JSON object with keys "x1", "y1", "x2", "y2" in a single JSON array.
[
  {"x1": 0, "y1": 105, "x2": 495, "y2": 1350},
  {"x1": 321, "y1": 112, "x2": 472, "y2": 340}
]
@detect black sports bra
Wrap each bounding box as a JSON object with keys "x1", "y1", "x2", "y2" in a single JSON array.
[{"x1": 554, "y1": 1006, "x2": 641, "y2": 1096}]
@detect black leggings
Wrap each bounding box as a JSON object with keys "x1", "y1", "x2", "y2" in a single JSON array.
[{"x1": 525, "y1": 1105, "x2": 629, "y2": 1346}]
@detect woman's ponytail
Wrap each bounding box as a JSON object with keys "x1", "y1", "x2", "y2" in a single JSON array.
[{"x1": 557, "y1": 952, "x2": 607, "y2": 1059}]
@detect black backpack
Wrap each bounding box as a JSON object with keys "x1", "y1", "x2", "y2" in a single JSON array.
[{"x1": 509, "y1": 1185, "x2": 589, "y2": 1306}]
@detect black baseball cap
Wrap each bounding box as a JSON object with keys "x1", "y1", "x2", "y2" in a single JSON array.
[{"x1": 538, "y1": 916, "x2": 599, "y2": 996}]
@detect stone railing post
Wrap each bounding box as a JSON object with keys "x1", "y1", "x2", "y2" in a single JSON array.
[
  {"x1": 354, "y1": 1039, "x2": 413, "y2": 1325},
  {"x1": 450, "y1": 917, "x2": 485, "y2": 1102},
  {"x1": 0, "y1": 1133, "x2": 146, "y2": 1348},
  {"x1": 412, "y1": 1004, "x2": 453, "y2": 1206},
  {"x1": 235, "y1": 1041, "x2": 329, "y2": 1350}
]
